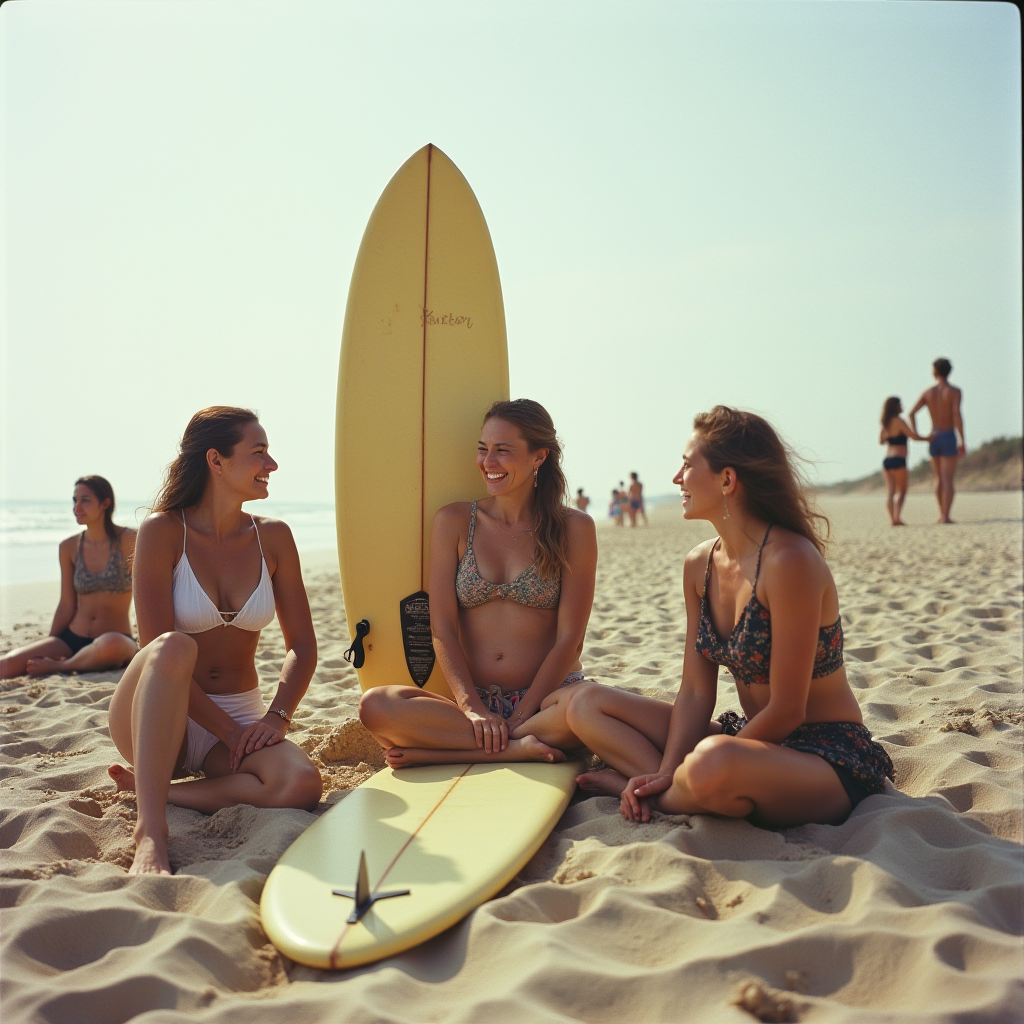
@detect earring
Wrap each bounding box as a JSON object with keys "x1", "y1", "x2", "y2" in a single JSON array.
[
  {"x1": 534, "y1": 467, "x2": 539, "y2": 488},
  {"x1": 722, "y1": 493, "x2": 730, "y2": 520}
]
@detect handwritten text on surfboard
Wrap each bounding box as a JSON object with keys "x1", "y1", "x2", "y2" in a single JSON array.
[{"x1": 421, "y1": 308, "x2": 473, "y2": 329}]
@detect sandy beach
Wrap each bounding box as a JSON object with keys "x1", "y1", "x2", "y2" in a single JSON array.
[{"x1": 1, "y1": 493, "x2": 1021, "y2": 1023}]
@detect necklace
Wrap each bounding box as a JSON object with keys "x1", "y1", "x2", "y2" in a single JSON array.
[{"x1": 492, "y1": 518, "x2": 533, "y2": 542}]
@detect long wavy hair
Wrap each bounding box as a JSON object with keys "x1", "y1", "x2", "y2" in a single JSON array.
[
  {"x1": 881, "y1": 396, "x2": 902, "y2": 429},
  {"x1": 75, "y1": 475, "x2": 119, "y2": 541},
  {"x1": 154, "y1": 406, "x2": 258, "y2": 512},
  {"x1": 483, "y1": 399, "x2": 569, "y2": 578},
  {"x1": 692, "y1": 405, "x2": 830, "y2": 553}
]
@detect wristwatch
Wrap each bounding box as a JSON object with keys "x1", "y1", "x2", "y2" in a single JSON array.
[{"x1": 268, "y1": 708, "x2": 290, "y2": 724}]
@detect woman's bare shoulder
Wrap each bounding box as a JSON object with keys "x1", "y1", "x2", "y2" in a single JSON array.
[
  {"x1": 434, "y1": 502, "x2": 472, "y2": 525},
  {"x1": 138, "y1": 511, "x2": 183, "y2": 541},
  {"x1": 762, "y1": 527, "x2": 825, "y2": 578},
  {"x1": 59, "y1": 532, "x2": 82, "y2": 554},
  {"x1": 250, "y1": 516, "x2": 296, "y2": 550},
  {"x1": 563, "y1": 507, "x2": 596, "y2": 535}
]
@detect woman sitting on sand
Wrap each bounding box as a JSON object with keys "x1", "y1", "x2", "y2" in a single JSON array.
[
  {"x1": 360, "y1": 399, "x2": 598, "y2": 768},
  {"x1": 107, "y1": 407, "x2": 322, "y2": 874},
  {"x1": 1, "y1": 476, "x2": 138, "y2": 679},
  {"x1": 567, "y1": 406, "x2": 894, "y2": 827},
  {"x1": 879, "y1": 396, "x2": 923, "y2": 527}
]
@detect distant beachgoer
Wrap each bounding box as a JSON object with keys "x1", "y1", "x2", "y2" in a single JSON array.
[
  {"x1": 879, "y1": 397, "x2": 924, "y2": 527},
  {"x1": 567, "y1": 406, "x2": 894, "y2": 827},
  {"x1": 0, "y1": 476, "x2": 138, "y2": 679},
  {"x1": 106, "y1": 407, "x2": 322, "y2": 875},
  {"x1": 627, "y1": 471, "x2": 648, "y2": 527},
  {"x1": 575, "y1": 488, "x2": 591, "y2": 514},
  {"x1": 360, "y1": 399, "x2": 598, "y2": 769},
  {"x1": 909, "y1": 358, "x2": 965, "y2": 524},
  {"x1": 618, "y1": 482, "x2": 630, "y2": 525},
  {"x1": 609, "y1": 488, "x2": 624, "y2": 526}
]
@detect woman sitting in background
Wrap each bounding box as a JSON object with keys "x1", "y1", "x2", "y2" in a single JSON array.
[
  {"x1": 1, "y1": 476, "x2": 137, "y2": 678},
  {"x1": 879, "y1": 396, "x2": 923, "y2": 527},
  {"x1": 568, "y1": 406, "x2": 894, "y2": 827}
]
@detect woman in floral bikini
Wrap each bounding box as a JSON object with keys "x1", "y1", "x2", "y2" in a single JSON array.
[
  {"x1": 360, "y1": 399, "x2": 598, "y2": 768},
  {"x1": 568, "y1": 405, "x2": 894, "y2": 827}
]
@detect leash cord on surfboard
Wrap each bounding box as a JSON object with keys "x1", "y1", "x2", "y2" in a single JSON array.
[{"x1": 342, "y1": 619, "x2": 370, "y2": 669}]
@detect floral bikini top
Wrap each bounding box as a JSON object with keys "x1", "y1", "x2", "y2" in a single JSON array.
[
  {"x1": 694, "y1": 525, "x2": 844, "y2": 686},
  {"x1": 455, "y1": 502, "x2": 560, "y2": 610},
  {"x1": 73, "y1": 531, "x2": 132, "y2": 594}
]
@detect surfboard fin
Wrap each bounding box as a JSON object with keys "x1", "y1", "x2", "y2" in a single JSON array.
[{"x1": 332, "y1": 850, "x2": 411, "y2": 924}]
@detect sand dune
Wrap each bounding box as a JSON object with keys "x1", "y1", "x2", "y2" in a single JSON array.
[{"x1": 1, "y1": 493, "x2": 1021, "y2": 1022}]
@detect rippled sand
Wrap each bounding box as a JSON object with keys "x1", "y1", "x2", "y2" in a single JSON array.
[{"x1": 1, "y1": 492, "x2": 1020, "y2": 1022}]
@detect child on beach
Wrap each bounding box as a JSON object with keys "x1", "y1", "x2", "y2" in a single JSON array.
[
  {"x1": 0, "y1": 476, "x2": 138, "y2": 678},
  {"x1": 566, "y1": 406, "x2": 894, "y2": 827}
]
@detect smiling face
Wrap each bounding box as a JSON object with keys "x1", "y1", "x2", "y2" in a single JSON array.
[
  {"x1": 209, "y1": 419, "x2": 278, "y2": 501},
  {"x1": 72, "y1": 484, "x2": 109, "y2": 526},
  {"x1": 673, "y1": 432, "x2": 735, "y2": 522},
  {"x1": 477, "y1": 417, "x2": 547, "y2": 498}
]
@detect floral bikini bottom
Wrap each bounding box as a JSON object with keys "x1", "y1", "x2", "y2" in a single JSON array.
[
  {"x1": 476, "y1": 670, "x2": 586, "y2": 720},
  {"x1": 716, "y1": 710, "x2": 895, "y2": 809}
]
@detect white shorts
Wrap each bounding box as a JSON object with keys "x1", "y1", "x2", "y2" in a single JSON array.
[{"x1": 183, "y1": 687, "x2": 267, "y2": 774}]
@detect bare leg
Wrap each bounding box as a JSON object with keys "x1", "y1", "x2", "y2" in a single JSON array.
[
  {"x1": 0, "y1": 636, "x2": 72, "y2": 679},
  {"x1": 360, "y1": 687, "x2": 566, "y2": 769},
  {"x1": 655, "y1": 735, "x2": 851, "y2": 827},
  {"x1": 28, "y1": 632, "x2": 137, "y2": 675},
  {"x1": 883, "y1": 469, "x2": 897, "y2": 525},
  {"x1": 107, "y1": 632, "x2": 196, "y2": 875},
  {"x1": 893, "y1": 467, "x2": 908, "y2": 525},
  {"x1": 938, "y1": 455, "x2": 957, "y2": 523},
  {"x1": 564, "y1": 684, "x2": 675, "y2": 792}
]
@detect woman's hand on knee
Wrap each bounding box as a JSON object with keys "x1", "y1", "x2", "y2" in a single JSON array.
[
  {"x1": 227, "y1": 715, "x2": 286, "y2": 770},
  {"x1": 463, "y1": 708, "x2": 508, "y2": 753}
]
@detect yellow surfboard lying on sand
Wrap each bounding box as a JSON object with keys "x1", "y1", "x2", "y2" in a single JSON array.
[
  {"x1": 261, "y1": 148, "x2": 575, "y2": 970},
  {"x1": 335, "y1": 143, "x2": 509, "y2": 698},
  {"x1": 260, "y1": 761, "x2": 579, "y2": 969}
]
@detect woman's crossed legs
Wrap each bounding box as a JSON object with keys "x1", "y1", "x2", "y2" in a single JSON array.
[
  {"x1": 108, "y1": 632, "x2": 322, "y2": 876},
  {"x1": 566, "y1": 683, "x2": 851, "y2": 827},
  {"x1": 360, "y1": 683, "x2": 586, "y2": 769}
]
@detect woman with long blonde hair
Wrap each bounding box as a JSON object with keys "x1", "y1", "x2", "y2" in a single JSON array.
[
  {"x1": 568, "y1": 406, "x2": 894, "y2": 827},
  {"x1": 360, "y1": 399, "x2": 598, "y2": 767}
]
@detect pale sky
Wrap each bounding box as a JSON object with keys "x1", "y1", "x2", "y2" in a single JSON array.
[{"x1": 2, "y1": 0, "x2": 1021, "y2": 508}]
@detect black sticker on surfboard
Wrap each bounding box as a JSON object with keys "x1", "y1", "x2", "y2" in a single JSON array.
[{"x1": 399, "y1": 591, "x2": 435, "y2": 688}]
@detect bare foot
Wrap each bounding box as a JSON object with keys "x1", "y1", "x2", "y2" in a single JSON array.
[
  {"x1": 108, "y1": 764, "x2": 136, "y2": 792},
  {"x1": 385, "y1": 735, "x2": 567, "y2": 769},
  {"x1": 26, "y1": 656, "x2": 66, "y2": 676},
  {"x1": 576, "y1": 768, "x2": 630, "y2": 797},
  {"x1": 128, "y1": 831, "x2": 171, "y2": 875}
]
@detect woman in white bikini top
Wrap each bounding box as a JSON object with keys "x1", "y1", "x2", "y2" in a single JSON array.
[
  {"x1": 172, "y1": 511, "x2": 276, "y2": 633},
  {"x1": 107, "y1": 406, "x2": 322, "y2": 877}
]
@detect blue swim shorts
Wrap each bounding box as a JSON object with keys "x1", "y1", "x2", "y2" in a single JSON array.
[{"x1": 929, "y1": 430, "x2": 958, "y2": 458}]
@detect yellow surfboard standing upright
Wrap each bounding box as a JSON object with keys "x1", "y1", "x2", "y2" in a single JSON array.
[
  {"x1": 261, "y1": 148, "x2": 578, "y2": 972},
  {"x1": 336, "y1": 144, "x2": 509, "y2": 697}
]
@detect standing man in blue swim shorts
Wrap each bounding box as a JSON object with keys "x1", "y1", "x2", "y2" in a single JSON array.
[{"x1": 909, "y1": 357, "x2": 966, "y2": 524}]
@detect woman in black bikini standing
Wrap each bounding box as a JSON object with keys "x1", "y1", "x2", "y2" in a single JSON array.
[
  {"x1": 360, "y1": 399, "x2": 598, "y2": 768},
  {"x1": 568, "y1": 406, "x2": 894, "y2": 827},
  {"x1": 879, "y1": 396, "x2": 923, "y2": 527},
  {"x1": 1, "y1": 476, "x2": 138, "y2": 679}
]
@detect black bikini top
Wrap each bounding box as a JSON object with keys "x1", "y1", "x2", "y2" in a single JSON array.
[{"x1": 886, "y1": 434, "x2": 908, "y2": 446}]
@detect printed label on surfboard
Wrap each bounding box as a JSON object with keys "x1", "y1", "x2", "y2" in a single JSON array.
[{"x1": 399, "y1": 591, "x2": 435, "y2": 687}]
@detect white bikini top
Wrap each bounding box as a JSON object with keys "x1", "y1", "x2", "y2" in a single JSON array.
[{"x1": 172, "y1": 512, "x2": 276, "y2": 634}]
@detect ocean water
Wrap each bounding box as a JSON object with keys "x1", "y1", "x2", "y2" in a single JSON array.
[{"x1": 0, "y1": 500, "x2": 337, "y2": 585}]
